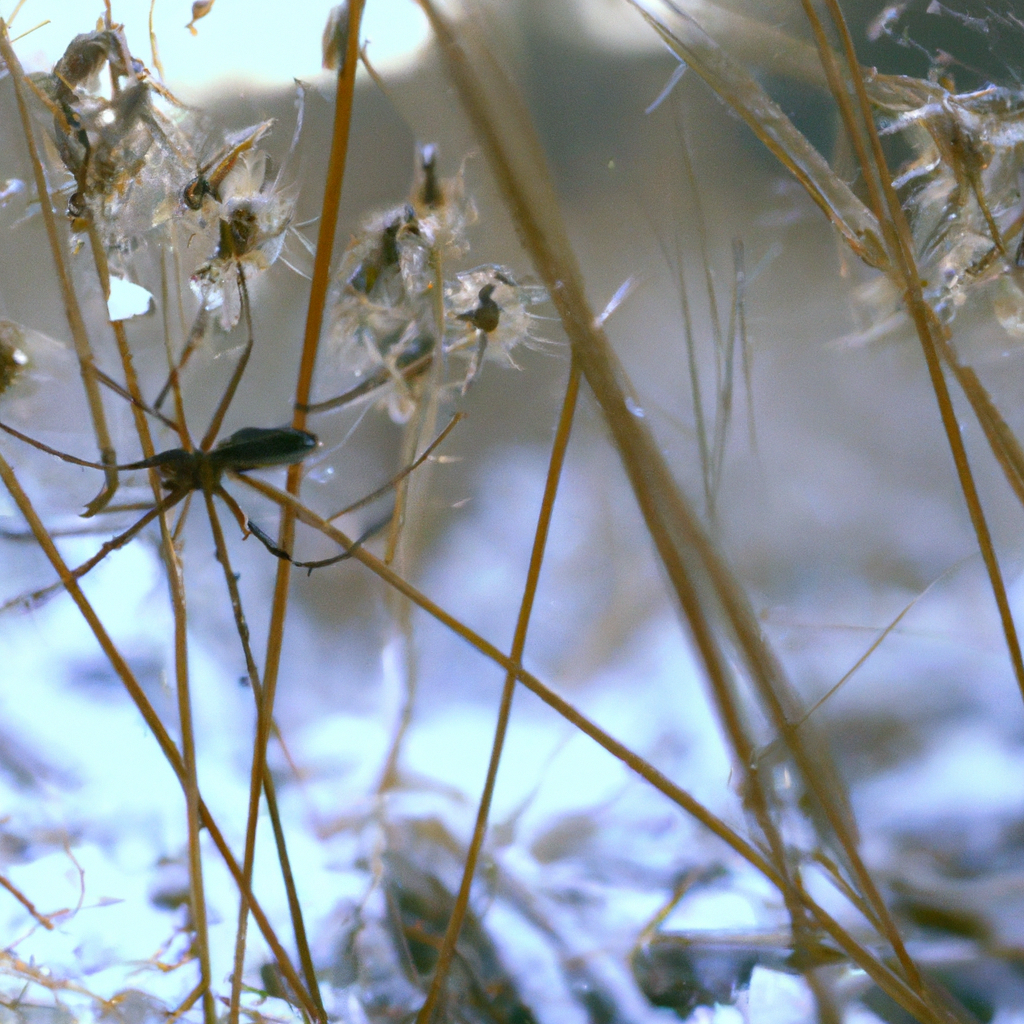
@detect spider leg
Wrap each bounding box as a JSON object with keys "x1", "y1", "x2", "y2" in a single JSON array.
[
  {"x1": 244, "y1": 521, "x2": 295, "y2": 562},
  {"x1": 298, "y1": 366, "x2": 392, "y2": 414},
  {"x1": 94, "y1": 367, "x2": 179, "y2": 431},
  {"x1": 100, "y1": 501, "x2": 163, "y2": 513},
  {"x1": 1, "y1": 488, "x2": 186, "y2": 612},
  {"x1": 0, "y1": 422, "x2": 111, "y2": 470},
  {"x1": 297, "y1": 351, "x2": 433, "y2": 415},
  {"x1": 231, "y1": 413, "x2": 459, "y2": 570},
  {"x1": 215, "y1": 484, "x2": 250, "y2": 537},
  {"x1": 153, "y1": 304, "x2": 211, "y2": 413},
  {"x1": 0, "y1": 420, "x2": 168, "y2": 472},
  {"x1": 246, "y1": 517, "x2": 384, "y2": 574},
  {"x1": 327, "y1": 411, "x2": 462, "y2": 521},
  {"x1": 203, "y1": 488, "x2": 261, "y2": 683},
  {"x1": 172, "y1": 491, "x2": 194, "y2": 544},
  {"x1": 157, "y1": 246, "x2": 194, "y2": 450},
  {"x1": 0, "y1": 419, "x2": 159, "y2": 471}
]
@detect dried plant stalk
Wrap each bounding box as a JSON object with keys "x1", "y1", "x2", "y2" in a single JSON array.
[
  {"x1": 0, "y1": 453, "x2": 319, "y2": 1021},
  {"x1": 227, "y1": 3, "x2": 364, "y2": 1020},
  {"x1": 0, "y1": 21, "x2": 118, "y2": 513}
]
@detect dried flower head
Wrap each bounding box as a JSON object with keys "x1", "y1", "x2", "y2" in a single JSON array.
[
  {"x1": 316, "y1": 147, "x2": 546, "y2": 423},
  {"x1": 41, "y1": 28, "x2": 190, "y2": 252},
  {"x1": 408, "y1": 144, "x2": 477, "y2": 262},
  {"x1": 444, "y1": 265, "x2": 549, "y2": 373},
  {"x1": 0, "y1": 321, "x2": 28, "y2": 398},
  {"x1": 189, "y1": 145, "x2": 298, "y2": 329},
  {"x1": 872, "y1": 75, "x2": 1024, "y2": 336}
]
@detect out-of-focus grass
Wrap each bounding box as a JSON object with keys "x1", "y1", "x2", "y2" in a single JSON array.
[{"x1": 1, "y1": 3, "x2": 1024, "y2": 1023}]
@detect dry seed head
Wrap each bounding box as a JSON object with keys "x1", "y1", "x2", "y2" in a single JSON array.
[
  {"x1": 322, "y1": 3, "x2": 350, "y2": 72},
  {"x1": 44, "y1": 29, "x2": 194, "y2": 253},
  {"x1": 326, "y1": 202, "x2": 439, "y2": 423},
  {"x1": 408, "y1": 147, "x2": 477, "y2": 264},
  {"x1": 444, "y1": 266, "x2": 549, "y2": 369},
  {"x1": 52, "y1": 31, "x2": 121, "y2": 98},
  {"x1": 873, "y1": 77, "x2": 1024, "y2": 335},
  {"x1": 186, "y1": 0, "x2": 216, "y2": 36},
  {"x1": 181, "y1": 119, "x2": 275, "y2": 213},
  {"x1": 340, "y1": 204, "x2": 420, "y2": 303},
  {"x1": 0, "y1": 321, "x2": 29, "y2": 397},
  {"x1": 321, "y1": 149, "x2": 546, "y2": 422},
  {"x1": 189, "y1": 148, "x2": 298, "y2": 329}
]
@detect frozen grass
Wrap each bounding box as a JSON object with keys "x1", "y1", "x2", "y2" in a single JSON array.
[{"x1": 1, "y1": 2, "x2": 1024, "y2": 1023}]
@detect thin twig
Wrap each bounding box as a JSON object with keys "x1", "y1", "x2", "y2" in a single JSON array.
[
  {"x1": 0, "y1": 453, "x2": 319, "y2": 1021},
  {"x1": 234, "y1": 6, "x2": 366, "y2": 1021},
  {"x1": 416, "y1": 361, "x2": 581, "y2": 1024},
  {"x1": 0, "y1": 21, "x2": 119, "y2": 515},
  {"x1": 415, "y1": 0, "x2": 833, "y2": 961},
  {"x1": 208, "y1": 489, "x2": 323, "y2": 1022},
  {"x1": 85, "y1": 208, "x2": 216, "y2": 1024},
  {"x1": 0, "y1": 874, "x2": 54, "y2": 930}
]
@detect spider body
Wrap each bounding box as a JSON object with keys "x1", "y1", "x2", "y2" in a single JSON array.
[{"x1": 137, "y1": 427, "x2": 318, "y2": 493}]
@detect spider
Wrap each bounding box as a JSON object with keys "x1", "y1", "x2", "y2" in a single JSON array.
[{"x1": 0, "y1": 273, "x2": 455, "y2": 611}]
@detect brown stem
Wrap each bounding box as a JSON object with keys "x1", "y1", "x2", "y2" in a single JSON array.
[
  {"x1": 206, "y1": 491, "x2": 323, "y2": 1021},
  {"x1": 416, "y1": 0, "x2": 827, "y2": 966},
  {"x1": 809, "y1": 1, "x2": 1022, "y2": 1004},
  {"x1": 0, "y1": 22, "x2": 118, "y2": 515},
  {"x1": 0, "y1": 452, "x2": 319, "y2": 1018},
  {"x1": 416, "y1": 361, "x2": 581, "y2": 1024},
  {"x1": 0, "y1": 873, "x2": 53, "y2": 930},
  {"x1": 234, "y1": 7, "x2": 365, "y2": 1021},
  {"x1": 93, "y1": 217, "x2": 216, "y2": 1024}
]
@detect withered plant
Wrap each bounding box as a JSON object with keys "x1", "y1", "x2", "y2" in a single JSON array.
[{"x1": 0, "y1": 3, "x2": 1020, "y2": 1024}]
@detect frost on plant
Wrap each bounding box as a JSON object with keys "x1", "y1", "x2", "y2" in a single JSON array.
[
  {"x1": 10, "y1": 2, "x2": 1024, "y2": 1024},
  {"x1": 38, "y1": 29, "x2": 192, "y2": 255},
  {"x1": 39, "y1": 24, "x2": 300, "y2": 334}
]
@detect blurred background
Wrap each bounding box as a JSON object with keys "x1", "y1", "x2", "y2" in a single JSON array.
[{"x1": 1, "y1": 1, "x2": 1024, "y2": 1021}]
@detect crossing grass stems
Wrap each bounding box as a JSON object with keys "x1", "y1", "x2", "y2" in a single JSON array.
[{"x1": 1, "y1": 3, "x2": 1019, "y2": 1024}]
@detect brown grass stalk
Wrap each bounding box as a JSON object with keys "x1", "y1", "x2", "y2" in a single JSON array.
[
  {"x1": 413, "y1": 0, "x2": 924, "y2": 995},
  {"x1": 0, "y1": 874, "x2": 54, "y2": 931},
  {"x1": 0, "y1": 452, "x2": 319, "y2": 1021},
  {"x1": 229, "y1": 4, "x2": 366, "y2": 1021},
  {"x1": 415, "y1": 359, "x2": 581, "y2": 1024},
  {"x1": 0, "y1": 21, "x2": 118, "y2": 515},
  {"x1": 84, "y1": 205, "x2": 217, "y2": 1024},
  {"x1": 805, "y1": 0, "x2": 1024, "y2": 716}
]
